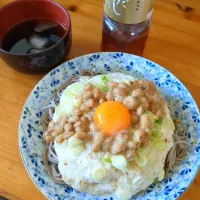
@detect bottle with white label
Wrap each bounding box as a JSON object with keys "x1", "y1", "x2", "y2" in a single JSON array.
[{"x1": 101, "y1": 0, "x2": 155, "y2": 56}]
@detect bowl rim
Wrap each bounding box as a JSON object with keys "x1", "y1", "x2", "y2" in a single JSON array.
[
  {"x1": 0, "y1": 0, "x2": 71, "y2": 56},
  {"x1": 18, "y1": 52, "x2": 200, "y2": 200}
]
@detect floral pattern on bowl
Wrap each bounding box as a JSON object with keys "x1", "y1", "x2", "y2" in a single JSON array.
[{"x1": 19, "y1": 52, "x2": 200, "y2": 200}]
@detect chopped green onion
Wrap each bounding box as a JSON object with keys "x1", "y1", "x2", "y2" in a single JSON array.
[
  {"x1": 162, "y1": 117, "x2": 175, "y2": 131},
  {"x1": 150, "y1": 139, "x2": 156, "y2": 149},
  {"x1": 145, "y1": 111, "x2": 158, "y2": 124},
  {"x1": 94, "y1": 83, "x2": 109, "y2": 92},
  {"x1": 103, "y1": 86, "x2": 109, "y2": 92},
  {"x1": 93, "y1": 83, "x2": 106, "y2": 92},
  {"x1": 150, "y1": 137, "x2": 157, "y2": 143},
  {"x1": 101, "y1": 75, "x2": 109, "y2": 84},
  {"x1": 69, "y1": 144, "x2": 85, "y2": 155},
  {"x1": 137, "y1": 149, "x2": 146, "y2": 158},
  {"x1": 153, "y1": 177, "x2": 158, "y2": 184},
  {"x1": 100, "y1": 157, "x2": 112, "y2": 164},
  {"x1": 111, "y1": 155, "x2": 128, "y2": 170},
  {"x1": 154, "y1": 140, "x2": 167, "y2": 151},
  {"x1": 117, "y1": 188, "x2": 132, "y2": 200},
  {"x1": 134, "y1": 152, "x2": 148, "y2": 167},
  {"x1": 68, "y1": 135, "x2": 83, "y2": 146},
  {"x1": 124, "y1": 79, "x2": 131, "y2": 85},
  {"x1": 151, "y1": 121, "x2": 163, "y2": 139},
  {"x1": 92, "y1": 168, "x2": 105, "y2": 181},
  {"x1": 152, "y1": 130, "x2": 163, "y2": 139},
  {"x1": 137, "y1": 145, "x2": 150, "y2": 154},
  {"x1": 67, "y1": 82, "x2": 84, "y2": 96},
  {"x1": 155, "y1": 119, "x2": 163, "y2": 124},
  {"x1": 156, "y1": 132, "x2": 163, "y2": 139},
  {"x1": 153, "y1": 123, "x2": 162, "y2": 131},
  {"x1": 156, "y1": 131, "x2": 163, "y2": 138},
  {"x1": 104, "y1": 152, "x2": 112, "y2": 158}
]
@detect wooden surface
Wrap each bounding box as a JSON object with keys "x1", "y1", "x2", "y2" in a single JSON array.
[{"x1": 0, "y1": 0, "x2": 200, "y2": 199}]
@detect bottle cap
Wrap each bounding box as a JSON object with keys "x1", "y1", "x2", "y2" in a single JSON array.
[{"x1": 104, "y1": 0, "x2": 155, "y2": 24}]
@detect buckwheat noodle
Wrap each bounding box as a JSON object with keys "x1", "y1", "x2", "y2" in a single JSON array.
[
  {"x1": 41, "y1": 70, "x2": 189, "y2": 184},
  {"x1": 164, "y1": 119, "x2": 190, "y2": 176}
]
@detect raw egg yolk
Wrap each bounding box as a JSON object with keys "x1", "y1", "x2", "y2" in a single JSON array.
[{"x1": 94, "y1": 101, "x2": 131, "y2": 136}]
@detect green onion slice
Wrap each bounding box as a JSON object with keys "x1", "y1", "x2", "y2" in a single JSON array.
[
  {"x1": 101, "y1": 75, "x2": 109, "y2": 84},
  {"x1": 154, "y1": 140, "x2": 167, "y2": 151}
]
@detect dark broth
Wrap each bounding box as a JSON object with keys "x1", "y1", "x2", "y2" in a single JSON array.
[{"x1": 1, "y1": 18, "x2": 66, "y2": 55}]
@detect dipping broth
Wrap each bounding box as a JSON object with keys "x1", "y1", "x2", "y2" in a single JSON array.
[{"x1": 0, "y1": 18, "x2": 66, "y2": 55}]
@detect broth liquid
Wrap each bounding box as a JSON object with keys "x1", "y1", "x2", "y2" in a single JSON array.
[{"x1": 1, "y1": 18, "x2": 66, "y2": 54}]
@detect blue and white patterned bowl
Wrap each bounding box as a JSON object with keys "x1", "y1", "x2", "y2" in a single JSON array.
[{"x1": 19, "y1": 52, "x2": 200, "y2": 200}]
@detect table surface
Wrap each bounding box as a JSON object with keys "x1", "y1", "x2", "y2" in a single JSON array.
[{"x1": 0, "y1": 0, "x2": 200, "y2": 200}]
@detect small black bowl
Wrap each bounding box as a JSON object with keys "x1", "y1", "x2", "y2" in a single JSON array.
[{"x1": 0, "y1": 0, "x2": 72, "y2": 74}]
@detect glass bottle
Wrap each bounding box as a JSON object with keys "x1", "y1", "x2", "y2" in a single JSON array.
[{"x1": 101, "y1": 0, "x2": 155, "y2": 56}]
